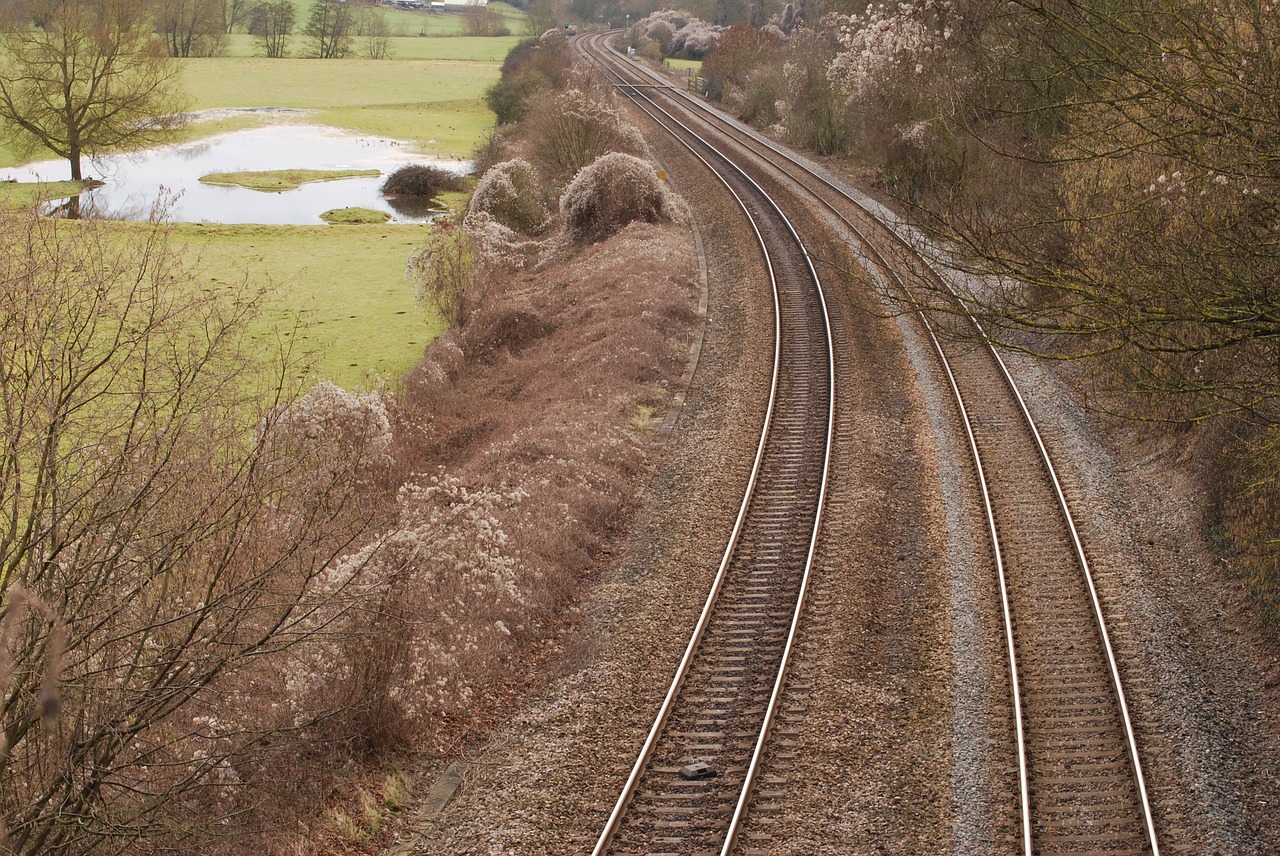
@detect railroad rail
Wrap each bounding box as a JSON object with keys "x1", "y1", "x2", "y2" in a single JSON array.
[
  {"x1": 575, "y1": 31, "x2": 837, "y2": 855},
  {"x1": 580, "y1": 30, "x2": 1161, "y2": 855}
]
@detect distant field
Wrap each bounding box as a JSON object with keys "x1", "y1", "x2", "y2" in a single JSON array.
[
  {"x1": 664, "y1": 58, "x2": 703, "y2": 74},
  {"x1": 0, "y1": 37, "x2": 517, "y2": 168},
  {"x1": 180, "y1": 51, "x2": 509, "y2": 157},
  {"x1": 267, "y1": 0, "x2": 527, "y2": 39},
  {"x1": 216, "y1": 31, "x2": 521, "y2": 61}
]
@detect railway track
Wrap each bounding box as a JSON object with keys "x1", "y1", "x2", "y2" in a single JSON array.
[
  {"x1": 574, "y1": 32, "x2": 836, "y2": 855},
  {"x1": 580, "y1": 31, "x2": 1162, "y2": 855}
]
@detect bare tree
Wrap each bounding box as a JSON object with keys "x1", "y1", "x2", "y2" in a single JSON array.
[
  {"x1": 0, "y1": 0, "x2": 187, "y2": 181},
  {"x1": 303, "y1": 0, "x2": 352, "y2": 59},
  {"x1": 0, "y1": 207, "x2": 388, "y2": 852},
  {"x1": 157, "y1": 0, "x2": 227, "y2": 56},
  {"x1": 355, "y1": 6, "x2": 393, "y2": 59},
  {"x1": 220, "y1": 0, "x2": 251, "y2": 32},
  {"x1": 913, "y1": 0, "x2": 1280, "y2": 426},
  {"x1": 463, "y1": 4, "x2": 507, "y2": 36},
  {"x1": 253, "y1": 0, "x2": 295, "y2": 57},
  {"x1": 522, "y1": 0, "x2": 558, "y2": 36}
]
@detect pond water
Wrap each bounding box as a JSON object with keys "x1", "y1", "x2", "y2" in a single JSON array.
[{"x1": 0, "y1": 122, "x2": 470, "y2": 225}]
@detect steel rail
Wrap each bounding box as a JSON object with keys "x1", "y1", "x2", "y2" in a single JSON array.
[
  {"x1": 580, "y1": 31, "x2": 836, "y2": 855},
  {"x1": 597, "y1": 33, "x2": 1159, "y2": 855}
]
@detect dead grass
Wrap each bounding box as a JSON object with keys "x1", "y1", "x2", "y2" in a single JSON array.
[{"x1": 393, "y1": 217, "x2": 698, "y2": 703}]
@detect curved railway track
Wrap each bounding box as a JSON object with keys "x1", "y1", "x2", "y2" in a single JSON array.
[
  {"x1": 574, "y1": 31, "x2": 837, "y2": 856},
  {"x1": 579, "y1": 30, "x2": 1161, "y2": 855}
]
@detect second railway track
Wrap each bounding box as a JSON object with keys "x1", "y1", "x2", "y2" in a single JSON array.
[{"x1": 580, "y1": 29, "x2": 1162, "y2": 855}]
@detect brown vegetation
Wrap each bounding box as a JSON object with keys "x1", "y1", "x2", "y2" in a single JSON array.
[
  {"x1": 0, "y1": 209, "x2": 393, "y2": 852},
  {"x1": 380, "y1": 164, "x2": 462, "y2": 200},
  {"x1": 266, "y1": 37, "x2": 701, "y2": 853},
  {"x1": 522, "y1": 86, "x2": 649, "y2": 182},
  {"x1": 388, "y1": 218, "x2": 699, "y2": 742}
]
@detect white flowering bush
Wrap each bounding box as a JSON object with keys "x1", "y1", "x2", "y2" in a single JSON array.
[
  {"x1": 627, "y1": 10, "x2": 720, "y2": 59},
  {"x1": 466, "y1": 157, "x2": 551, "y2": 235},
  {"x1": 274, "y1": 380, "x2": 393, "y2": 459},
  {"x1": 672, "y1": 19, "x2": 724, "y2": 58},
  {"x1": 284, "y1": 473, "x2": 527, "y2": 748},
  {"x1": 828, "y1": 1, "x2": 955, "y2": 98},
  {"x1": 269, "y1": 380, "x2": 393, "y2": 493},
  {"x1": 559, "y1": 152, "x2": 685, "y2": 245},
  {"x1": 627, "y1": 9, "x2": 689, "y2": 55}
]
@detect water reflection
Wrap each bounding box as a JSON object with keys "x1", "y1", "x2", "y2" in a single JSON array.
[
  {"x1": 0, "y1": 124, "x2": 470, "y2": 225},
  {"x1": 385, "y1": 194, "x2": 445, "y2": 219}
]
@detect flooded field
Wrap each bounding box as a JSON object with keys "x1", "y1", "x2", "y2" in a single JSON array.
[{"x1": 0, "y1": 121, "x2": 470, "y2": 224}]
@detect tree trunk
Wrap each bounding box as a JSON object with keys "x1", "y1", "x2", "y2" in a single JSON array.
[{"x1": 69, "y1": 140, "x2": 82, "y2": 182}]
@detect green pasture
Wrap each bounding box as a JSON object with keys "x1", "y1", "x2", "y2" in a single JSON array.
[
  {"x1": 0, "y1": 179, "x2": 92, "y2": 205},
  {"x1": 663, "y1": 58, "x2": 703, "y2": 74},
  {"x1": 173, "y1": 222, "x2": 445, "y2": 389},
  {"x1": 215, "y1": 31, "x2": 520, "y2": 61},
  {"x1": 180, "y1": 53, "x2": 506, "y2": 157},
  {"x1": 259, "y1": 0, "x2": 526, "y2": 41},
  {"x1": 320, "y1": 207, "x2": 391, "y2": 224}
]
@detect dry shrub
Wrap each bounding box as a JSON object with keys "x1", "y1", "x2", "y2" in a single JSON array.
[
  {"x1": 471, "y1": 128, "x2": 509, "y2": 177},
  {"x1": 1220, "y1": 427, "x2": 1280, "y2": 635},
  {"x1": 523, "y1": 88, "x2": 648, "y2": 182},
  {"x1": 559, "y1": 152, "x2": 685, "y2": 245},
  {"x1": 485, "y1": 34, "x2": 572, "y2": 125},
  {"x1": 0, "y1": 208, "x2": 394, "y2": 853},
  {"x1": 405, "y1": 218, "x2": 479, "y2": 327},
  {"x1": 380, "y1": 164, "x2": 462, "y2": 198},
  {"x1": 466, "y1": 157, "x2": 551, "y2": 235},
  {"x1": 284, "y1": 474, "x2": 527, "y2": 751},
  {"x1": 462, "y1": 307, "x2": 552, "y2": 364}
]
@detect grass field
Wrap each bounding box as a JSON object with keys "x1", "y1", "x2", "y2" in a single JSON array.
[
  {"x1": 264, "y1": 0, "x2": 527, "y2": 40},
  {"x1": 180, "y1": 48, "x2": 511, "y2": 157},
  {"x1": 200, "y1": 168, "x2": 381, "y2": 191},
  {"x1": 172, "y1": 221, "x2": 447, "y2": 388},
  {"x1": 663, "y1": 58, "x2": 703, "y2": 74},
  {"x1": 214, "y1": 31, "x2": 521, "y2": 61},
  {"x1": 0, "y1": 179, "x2": 93, "y2": 205}
]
